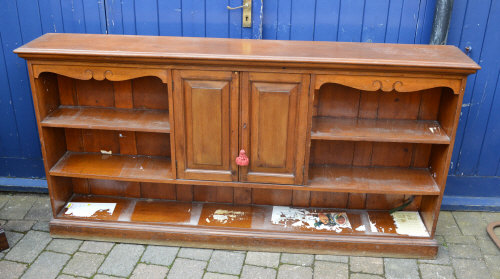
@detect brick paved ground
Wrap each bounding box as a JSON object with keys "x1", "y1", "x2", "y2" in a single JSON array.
[{"x1": 0, "y1": 193, "x2": 499, "y2": 279}]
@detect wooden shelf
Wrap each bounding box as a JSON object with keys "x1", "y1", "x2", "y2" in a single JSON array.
[
  {"x1": 41, "y1": 106, "x2": 170, "y2": 133},
  {"x1": 52, "y1": 195, "x2": 437, "y2": 257},
  {"x1": 50, "y1": 152, "x2": 173, "y2": 183},
  {"x1": 311, "y1": 117, "x2": 450, "y2": 144},
  {"x1": 308, "y1": 165, "x2": 440, "y2": 195}
]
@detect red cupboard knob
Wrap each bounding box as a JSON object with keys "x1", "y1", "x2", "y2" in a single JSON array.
[{"x1": 235, "y1": 149, "x2": 249, "y2": 166}]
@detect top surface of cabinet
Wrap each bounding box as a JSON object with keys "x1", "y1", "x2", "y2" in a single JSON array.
[{"x1": 15, "y1": 33, "x2": 479, "y2": 73}]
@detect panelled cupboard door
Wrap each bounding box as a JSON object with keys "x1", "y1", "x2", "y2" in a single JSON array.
[
  {"x1": 173, "y1": 70, "x2": 239, "y2": 181},
  {"x1": 240, "y1": 72, "x2": 310, "y2": 185}
]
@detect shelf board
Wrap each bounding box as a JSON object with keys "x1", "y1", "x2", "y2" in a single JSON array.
[
  {"x1": 52, "y1": 195, "x2": 437, "y2": 257},
  {"x1": 41, "y1": 106, "x2": 170, "y2": 133},
  {"x1": 311, "y1": 117, "x2": 450, "y2": 144},
  {"x1": 50, "y1": 152, "x2": 173, "y2": 183},
  {"x1": 57, "y1": 194, "x2": 429, "y2": 238},
  {"x1": 308, "y1": 165, "x2": 440, "y2": 195}
]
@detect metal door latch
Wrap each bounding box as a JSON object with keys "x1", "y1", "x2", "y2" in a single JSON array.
[{"x1": 227, "y1": 0, "x2": 252, "y2": 28}]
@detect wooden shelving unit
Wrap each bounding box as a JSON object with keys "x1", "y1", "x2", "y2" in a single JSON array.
[{"x1": 15, "y1": 33, "x2": 479, "y2": 258}]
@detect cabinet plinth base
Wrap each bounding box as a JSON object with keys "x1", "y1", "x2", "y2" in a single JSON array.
[{"x1": 50, "y1": 218, "x2": 438, "y2": 259}]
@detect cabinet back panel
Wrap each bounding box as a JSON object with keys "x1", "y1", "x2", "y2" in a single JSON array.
[
  {"x1": 314, "y1": 84, "x2": 442, "y2": 121},
  {"x1": 310, "y1": 140, "x2": 432, "y2": 169},
  {"x1": 64, "y1": 129, "x2": 170, "y2": 157},
  {"x1": 69, "y1": 178, "x2": 420, "y2": 211},
  {"x1": 132, "y1": 77, "x2": 169, "y2": 110},
  {"x1": 56, "y1": 76, "x2": 168, "y2": 110}
]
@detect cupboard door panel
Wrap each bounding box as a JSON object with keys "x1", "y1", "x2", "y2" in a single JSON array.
[
  {"x1": 241, "y1": 72, "x2": 310, "y2": 185},
  {"x1": 173, "y1": 70, "x2": 238, "y2": 181}
]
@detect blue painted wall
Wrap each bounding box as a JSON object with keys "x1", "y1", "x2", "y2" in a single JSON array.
[{"x1": 0, "y1": 0, "x2": 498, "y2": 205}]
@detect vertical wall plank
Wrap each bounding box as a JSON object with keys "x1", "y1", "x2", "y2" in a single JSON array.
[
  {"x1": 60, "y1": 0, "x2": 87, "y2": 33},
  {"x1": 121, "y1": 0, "x2": 137, "y2": 34},
  {"x1": 38, "y1": 0, "x2": 65, "y2": 33},
  {"x1": 241, "y1": 0, "x2": 263, "y2": 39},
  {"x1": 290, "y1": 0, "x2": 315, "y2": 41},
  {"x1": 135, "y1": 0, "x2": 159, "y2": 35},
  {"x1": 385, "y1": 0, "x2": 404, "y2": 43},
  {"x1": 398, "y1": 0, "x2": 420, "y2": 43},
  {"x1": 314, "y1": 0, "x2": 340, "y2": 41},
  {"x1": 361, "y1": 0, "x2": 389, "y2": 43},
  {"x1": 82, "y1": 0, "x2": 107, "y2": 34},
  {"x1": 337, "y1": 0, "x2": 364, "y2": 42},
  {"x1": 105, "y1": 0, "x2": 124, "y2": 34},
  {"x1": 262, "y1": 0, "x2": 278, "y2": 39},
  {"x1": 158, "y1": 0, "x2": 182, "y2": 36},
  {"x1": 182, "y1": 0, "x2": 206, "y2": 37},
  {"x1": 229, "y1": 0, "x2": 242, "y2": 38},
  {"x1": 206, "y1": 0, "x2": 229, "y2": 38},
  {"x1": 276, "y1": 0, "x2": 292, "y2": 40}
]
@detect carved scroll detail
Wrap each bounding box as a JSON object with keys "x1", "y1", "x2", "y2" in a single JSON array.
[
  {"x1": 33, "y1": 64, "x2": 168, "y2": 83},
  {"x1": 315, "y1": 74, "x2": 462, "y2": 94}
]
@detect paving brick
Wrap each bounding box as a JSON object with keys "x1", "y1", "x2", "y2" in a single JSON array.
[
  {"x1": 418, "y1": 245, "x2": 451, "y2": 265},
  {"x1": 240, "y1": 265, "x2": 276, "y2": 279},
  {"x1": 93, "y1": 275, "x2": 125, "y2": 279},
  {"x1": 314, "y1": 261, "x2": 348, "y2": 279},
  {"x1": 452, "y1": 211, "x2": 488, "y2": 236},
  {"x1": 435, "y1": 211, "x2": 461, "y2": 236},
  {"x1": 168, "y1": 258, "x2": 206, "y2": 279},
  {"x1": 24, "y1": 196, "x2": 52, "y2": 221},
  {"x1": 178, "y1": 247, "x2": 213, "y2": 261},
  {"x1": 350, "y1": 256, "x2": 384, "y2": 275},
  {"x1": 0, "y1": 260, "x2": 27, "y2": 279},
  {"x1": 207, "y1": 250, "x2": 245, "y2": 275},
  {"x1": 245, "y1": 251, "x2": 280, "y2": 268},
  {"x1": 5, "y1": 231, "x2": 24, "y2": 249},
  {"x1": 98, "y1": 243, "x2": 145, "y2": 277},
  {"x1": 448, "y1": 244, "x2": 482, "y2": 259},
  {"x1": 47, "y1": 239, "x2": 83, "y2": 254},
  {"x1": 203, "y1": 272, "x2": 238, "y2": 279},
  {"x1": 384, "y1": 258, "x2": 419, "y2": 279},
  {"x1": 452, "y1": 258, "x2": 492, "y2": 279},
  {"x1": 280, "y1": 253, "x2": 314, "y2": 266},
  {"x1": 484, "y1": 255, "x2": 500, "y2": 279},
  {"x1": 481, "y1": 212, "x2": 500, "y2": 223},
  {"x1": 314, "y1": 254, "x2": 348, "y2": 263},
  {"x1": 141, "y1": 245, "x2": 179, "y2": 266},
  {"x1": 0, "y1": 251, "x2": 5, "y2": 259},
  {"x1": 130, "y1": 263, "x2": 169, "y2": 279},
  {"x1": 5, "y1": 230, "x2": 51, "y2": 263},
  {"x1": 57, "y1": 275, "x2": 86, "y2": 279},
  {"x1": 63, "y1": 252, "x2": 105, "y2": 277},
  {"x1": 350, "y1": 274, "x2": 384, "y2": 279},
  {"x1": 21, "y1": 251, "x2": 70, "y2": 279},
  {"x1": 445, "y1": 234, "x2": 476, "y2": 244},
  {"x1": 0, "y1": 195, "x2": 37, "y2": 220},
  {"x1": 419, "y1": 263, "x2": 455, "y2": 279},
  {"x1": 277, "y1": 264, "x2": 313, "y2": 279},
  {"x1": 79, "y1": 240, "x2": 114, "y2": 254},
  {"x1": 476, "y1": 236, "x2": 500, "y2": 255},
  {"x1": 435, "y1": 235, "x2": 445, "y2": 245},
  {"x1": 3, "y1": 220, "x2": 35, "y2": 232},
  {"x1": 32, "y1": 220, "x2": 50, "y2": 232},
  {"x1": 0, "y1": 194, "x2": 9, "y2": 209}
]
